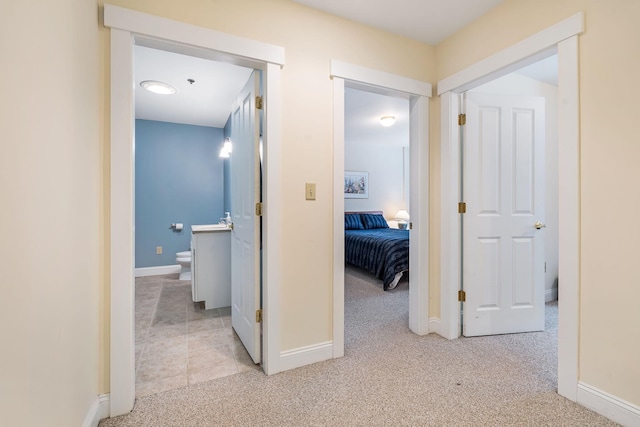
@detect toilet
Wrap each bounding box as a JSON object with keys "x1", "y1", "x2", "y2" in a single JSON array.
[{"x1": 176, "y1": 250, "x2": 192, "y2": 281}]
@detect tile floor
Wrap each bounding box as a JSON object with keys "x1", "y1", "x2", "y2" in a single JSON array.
[{"x1": 135, "y1": 274, "x2": 259, "y2": 398}]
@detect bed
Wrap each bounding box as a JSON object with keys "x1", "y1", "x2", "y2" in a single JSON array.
[{"x1": 344, "y1": 211, "x2": 409, "y2": 290}]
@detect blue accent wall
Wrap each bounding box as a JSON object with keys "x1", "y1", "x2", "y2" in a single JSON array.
[{"x1": 135, "y1": 119, "x2": 225, "y2": 268}]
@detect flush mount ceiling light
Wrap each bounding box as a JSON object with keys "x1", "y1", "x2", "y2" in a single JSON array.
[
  {"x1": 140, "y1": 80, "x2": 177, "y2": 95},
  {"x1": 379, "y1": 115, "x2": 396, "y2": 127}
]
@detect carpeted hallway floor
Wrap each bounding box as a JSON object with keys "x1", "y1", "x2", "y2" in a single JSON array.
[{"x1": 100, "y1": 265, "x2": 617, "y2": 426}]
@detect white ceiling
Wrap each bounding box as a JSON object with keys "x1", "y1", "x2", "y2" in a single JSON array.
[
  {"x1": 345, "y1": 87, "x2": 409, "y2": 147},
  {"x1": 293, "y1": 0, "x2": 504, "y2": 45},
  {"x1": 134, "y1": 45, "x2": 253, "y2": 128},
  {"x1": 516, "y1": 55, "x2": 558, "y2": 86}
]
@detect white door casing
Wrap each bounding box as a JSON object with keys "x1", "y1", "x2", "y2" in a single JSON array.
[
  {"x1": 230, "y1": 71, "x2": 262, "y2": 364},
  {"x1": 105, "y1": 4, "x2": 284, "y2": 416},
  {"x1": 462, "y1": 93, "x2": 545, "y2": 336},
  {"x1": 438, "y1": 12, "x2": 583, "y2": 401},
  {"x1": 330, "y1": 60, "x2": 432, "y2": 354}
]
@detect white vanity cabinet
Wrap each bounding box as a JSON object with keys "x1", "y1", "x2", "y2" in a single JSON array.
[{"x1": 190, "y1": 224, "x2": 231, "y2": 310}]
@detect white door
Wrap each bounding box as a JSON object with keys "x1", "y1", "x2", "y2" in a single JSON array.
[
  {"x1": 230, "y1": 71, "x2": 261, "y2": 363},
  {"x1": 462, "y1": 93, "x2": 545, "y2": 337}
]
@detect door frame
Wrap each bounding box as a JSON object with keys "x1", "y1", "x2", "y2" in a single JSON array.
[
  {"x1": 438, "y1": 12, "x2": 583, "y2": 401},
  {"x1": 104, "y1": 4, "x2": 284, "y2": 417},
  {"x1": 331, "y1": 60, "x2": 432, "y2": 357}
]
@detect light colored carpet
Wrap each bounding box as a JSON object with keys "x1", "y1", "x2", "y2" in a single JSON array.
[{"x1": 100, "y1": 265, "x2": 617, "y2": 426}]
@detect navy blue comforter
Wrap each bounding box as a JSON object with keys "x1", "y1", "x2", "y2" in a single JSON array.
[{"x1": 345, "y1": 228, "x2": 409, "y2": 290}]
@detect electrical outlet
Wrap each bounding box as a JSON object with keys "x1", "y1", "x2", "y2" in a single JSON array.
[
  {"x1": 305, "y1": 183, "x2": 316, "y2": 200},
  {"x1": 156, "y1": 246, "x2": 162, "y2": 255}
]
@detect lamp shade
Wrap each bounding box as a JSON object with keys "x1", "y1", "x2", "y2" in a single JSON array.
[{"x1": 395, "y1": 209, "x2": 410, "y2": 221}]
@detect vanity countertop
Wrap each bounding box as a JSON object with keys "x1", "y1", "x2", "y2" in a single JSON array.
[{"x1": 191, "y1": 224, "x2": 231, "y2": 233}]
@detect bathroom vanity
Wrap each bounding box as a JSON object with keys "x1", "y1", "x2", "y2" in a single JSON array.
[{"x1": 190, "y1": 224, "x2": 231, "y2": 310}]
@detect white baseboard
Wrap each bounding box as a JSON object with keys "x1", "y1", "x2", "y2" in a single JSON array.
[
  {"x1": 428, "y1": 317, "x2": 441, "y2": 336},
  {"x1": 279, "y1": 341, "x2": 333, "y2": 372},
  {"x1": 135, "y1": 265, "x2": 181, "y2": 277},
  {"x1": 545, "y1": 286, "x2": 558, "y2": 302},
  {"x1": 577, "y1": 382, "x2": 640, "y2": 427},
  {"x1": 432, "y1": 316, "x2": 460, "y2": 340},
  {"x1": 83, "y1": 394, "x2": 110, "y2": 427}
]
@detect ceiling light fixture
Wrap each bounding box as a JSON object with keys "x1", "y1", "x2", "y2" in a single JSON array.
[
  {"x1": 380, "y1": 115, "x2": 396, "y2": 127},
  {"x1": 140, "y1": 80, "x2": 177, "y2": 95}
]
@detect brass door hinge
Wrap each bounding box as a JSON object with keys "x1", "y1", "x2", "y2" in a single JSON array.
[
  {"x1": 458, "y1": 113, "x2": 466, "y2": 126},
  {"x1": 458, "y1": 202, "x2": 466, "y2": 214},
  {"x1": 458, "y1": 290, "x2": 466, "y2": 302},
  {"x1": 256, "y1": 309, "x2": 262, "y2": 323},
  {"x1": 255, "y1": 202, "x2": 263, "y2": 216},
  {"x1": 256, "y1": 96, "x2": 263, "y2": 110}
]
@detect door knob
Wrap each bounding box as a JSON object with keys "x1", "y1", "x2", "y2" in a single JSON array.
[{"x1": 534, "y1": 221, "x2": 546, "y2": 229}]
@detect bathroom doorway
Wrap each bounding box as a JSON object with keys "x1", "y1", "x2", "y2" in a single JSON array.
[
  {"x1": 132, "y1": 46, "x2": 262, "y2": 397},
  {"x1": 107, "y1": 5, "x2": 285, "y2": 414}
]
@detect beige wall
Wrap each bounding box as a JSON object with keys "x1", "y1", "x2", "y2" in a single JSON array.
[
  {"x1": 98, "y1": 0, "x2": 435, "y2": 392},
  {"x1": 9, "y1": 1, "x2": 635, "y2": 421},
  {"x1": 0, "y1": 0, "x2": 102, "y2": 425},
  {"x1": 435, "y1": 0, "x2": 640, "y2": 407}
]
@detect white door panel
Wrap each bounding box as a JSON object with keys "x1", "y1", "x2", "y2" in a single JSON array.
[
  {"x1": 230, "y1": 71, "x2": 261, "y2": 363},
  {"x1": 463, "y1": 93, "x2": 545, "y2": 337}
]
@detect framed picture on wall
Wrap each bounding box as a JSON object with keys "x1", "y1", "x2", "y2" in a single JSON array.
[{"x1": 344, "y1": 171, "x2": 368, "y2": 199}]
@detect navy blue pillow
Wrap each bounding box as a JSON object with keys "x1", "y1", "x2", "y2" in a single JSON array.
[
  {"x1": 361, "y1": 213, "x2": 389, "y2": 229},
  {"x1": 345, "y1": 213, "x2": 364, "y2": 230}
]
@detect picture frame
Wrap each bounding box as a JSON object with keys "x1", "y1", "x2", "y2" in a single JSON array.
[{"x1": 344, "y1": 171, "x2": 369, "y2": 199}]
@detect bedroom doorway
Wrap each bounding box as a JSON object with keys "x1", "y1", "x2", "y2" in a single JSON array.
[
  {"x1": 331, "y1": 60, "x2": 432, "y2": 358},
  {"x1": 437, "y1": 13, "x2": 582, "y2": 400},
  {"x1": 342, "y1": 88, "x2": 411, "y2": 342}
]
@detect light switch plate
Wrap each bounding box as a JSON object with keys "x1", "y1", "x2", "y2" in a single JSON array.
[{"x1": 305, "y1": 183, "x2": 316, "y2": 200}]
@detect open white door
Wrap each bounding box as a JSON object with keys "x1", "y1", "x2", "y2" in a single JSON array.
[
  {"x1": 230, "y1": 71, "x2": 261, "y2": 363},
  {"x1": 462, "y1": 93, "x2": 545, "y2": 337}
]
